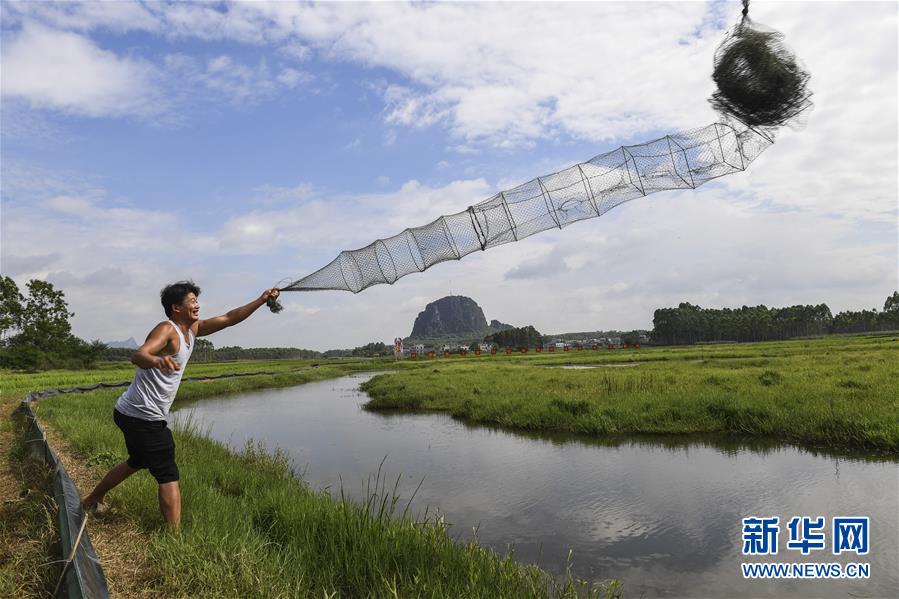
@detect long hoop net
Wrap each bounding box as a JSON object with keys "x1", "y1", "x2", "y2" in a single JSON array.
[{"x1": 280, "y1": 122, "x2": 772, "y2": 294}]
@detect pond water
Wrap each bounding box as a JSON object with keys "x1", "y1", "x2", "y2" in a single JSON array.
[{"x1": 173, "y1": 372, "x2": 898, "y2": 597}]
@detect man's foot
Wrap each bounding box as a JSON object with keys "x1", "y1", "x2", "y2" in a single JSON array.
[{"x1": 81, "y1": 499, "x2": 109, "y2": 516}]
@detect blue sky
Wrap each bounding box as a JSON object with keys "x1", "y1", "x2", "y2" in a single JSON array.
[{"x1": 1, "y1": 1, "x2": 896, "y2": 350}]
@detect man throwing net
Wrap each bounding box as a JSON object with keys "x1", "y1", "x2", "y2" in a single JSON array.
[{"x1": 82, "y1": 281, "x2": 280, "y2": 529}]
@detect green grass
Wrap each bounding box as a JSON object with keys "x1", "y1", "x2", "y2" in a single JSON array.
[
  {"x1": 8, "y1": 360, "x2": 618, "y2": 598},
  {"x1": 362, "y1": 334, "x2": 899, "y2": 454},
  {"x1": 0, "y1": 357, "x2": 424, "y2": 410},
  {"x1": 1, "y1": 359, "x2": 307, "y2": 401}
]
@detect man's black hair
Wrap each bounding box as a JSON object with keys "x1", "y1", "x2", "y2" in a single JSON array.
[{"x1": 161, "y1": 281, "x2": 201, "y2": 318}]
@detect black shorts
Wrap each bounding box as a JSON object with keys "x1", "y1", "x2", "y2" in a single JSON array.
[{"x1": 113, "y1": 409, "x2": 179, "y2": 484}]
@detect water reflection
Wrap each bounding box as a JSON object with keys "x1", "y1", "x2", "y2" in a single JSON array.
[
  {"x1": 366, "y1": 401, "x2": 895, "y2": 464},
  {"x1": 173, "y1": 373, "x2": 898, "y2": 598}
]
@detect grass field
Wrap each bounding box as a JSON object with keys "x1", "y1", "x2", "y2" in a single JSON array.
[
  {"x1": 362, "y1": 334, "x2": 899, "y2": 454},
  {"x1": 3, "y1": 359, "x2": 618, "y2": 598}
]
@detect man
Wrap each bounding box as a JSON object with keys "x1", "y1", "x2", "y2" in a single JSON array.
[{"x1": 82, "y1": 281, "x2": 280, "y2": 529}]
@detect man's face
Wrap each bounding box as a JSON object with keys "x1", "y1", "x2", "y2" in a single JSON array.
[{"x1": 173, "y1": 292, "x2": 200, "y2": 322}]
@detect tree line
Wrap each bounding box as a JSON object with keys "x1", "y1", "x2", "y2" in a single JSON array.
[
  {"x1": 484, "y1": 325, "x2": 543, "y2": 348},
  {"x1": 651, "y1": 292, "x2": 899, "y2": 345},
  {"x1": 103, "y1": 339, "x2": 322, "y2": 363},
  {"x1": 323, "y1": 342, "x2": 390, "y2": 358},
  {"x1": 0, "y1": 276, "x2": 106, "y2": 369},
  {"x1": 193, "y1": 341, "x2": 321, "y2": 362}
]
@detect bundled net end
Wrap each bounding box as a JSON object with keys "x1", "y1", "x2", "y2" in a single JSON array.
[
  {"x1": 709, "y1": 14, "x2": 813, "y2": 129},
  {"x1": 266, "y1": 297, "x2": 284, "y2": 313}
]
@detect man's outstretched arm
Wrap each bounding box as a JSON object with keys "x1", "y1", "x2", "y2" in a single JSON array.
[{"x1": 197, "y1": 288, "x2": 280, "y2": 337}]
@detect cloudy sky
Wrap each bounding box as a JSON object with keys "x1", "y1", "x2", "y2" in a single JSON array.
[{"x1": 1, "y1": 1, "x2": 896, "y2": 351}]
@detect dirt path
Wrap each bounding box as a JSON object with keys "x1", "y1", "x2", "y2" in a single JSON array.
[
  {"x1": 2, "y1": 386, "x2": 162, "y2": 598},
  {"x1": 0, "y1": 397, "x2": 59, "y2": 597},
  {"x1": 33, "y1": 408, "x2": 163, "y2": 598}
]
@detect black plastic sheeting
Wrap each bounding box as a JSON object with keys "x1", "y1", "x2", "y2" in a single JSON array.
[
  {"x1": 22, "y1": 385, "x2": 124, "y2": 599},
  {"x1": 20, "y1": 366, "x2": 315, "y2": 598}
]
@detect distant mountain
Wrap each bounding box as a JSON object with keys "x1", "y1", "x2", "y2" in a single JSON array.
[
  {"x1": 405, "y1": 296, "x2": 516, "y2": 347},
  {"x1": 106, "y1": 337, "x2": 139, "y2": 349},
  {"x1": 411, "y1": 296, "x2": 488, "y2": 338}
]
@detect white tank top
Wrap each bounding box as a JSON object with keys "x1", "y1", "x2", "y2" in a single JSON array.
[{"x1": 115, "y1": 320, "x2": 195, "y2": 421}]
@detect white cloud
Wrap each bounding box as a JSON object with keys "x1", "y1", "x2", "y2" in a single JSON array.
[
  {"x1": 3, "y1": 2, "x2": 718, "y2": 140},
  {"x1": 159, "y1": 53, "x2": 313, "y2": 108},
  {"x1": 0, "y1": 105, "x2": 71, "y2": 147},
  {"x1": 383, "y1": 85, "x2": 450, "y2": 130},
  {"x1": 0, "y1": 252, "x2": 62, "y2": 276},
  {"x1": 276, "y1": 2, "x2": 722, "y2": 145},
  {"x1": 249, "y1": 183, "x2": 317, "y2": 206},
  {"x1": 278, "y1": 41, "x2": 312, "y2": 62},
  {"x1": 0, "y1": 1, "x2": 161, "y2": 35},
  {"x1": 276, "y1": 67, "x2": 310, "y2": 88},
  {"x1": 1, "y1": 159, "x2": 101, "y2": 201},
  {"x1": 5, "y1": 2, "x2": 895, "y2": 143},
  {"x1": 215, "y1": 178, "x2": 493, "y2": 255},
  {"x1": 0, "y1": 22, "x2": 164, "y2": 118},
  {"x1": 2, "y1": 184, "x2": 219, "y2": 341},
  {"x1": 0, "y1": 20, "x2": 314, "y2": 121},
  {"x1": 200, "y1": 55, "x2": 279, "y2": 104},
  {"x1": 44, "y1": 195, "x2": 94, "y2": 215}
]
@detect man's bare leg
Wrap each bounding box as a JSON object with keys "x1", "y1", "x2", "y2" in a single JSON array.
[
  {"x1": 83, "y1": 460, "x2": 138, "y2": 505},
  {"x1": 158, "y1": 481, "x2": 181, "y2": 529}
]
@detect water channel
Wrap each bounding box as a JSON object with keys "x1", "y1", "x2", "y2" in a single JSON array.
[{"x1": 173, "y1": 372, "x2": 898, "y2": 597}]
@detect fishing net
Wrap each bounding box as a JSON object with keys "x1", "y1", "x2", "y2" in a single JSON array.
[
  {"x1": 279, "y1": 122, "x2": 772, "y2": 294},
  {"x1": 710, "y1": 1, "x2": 812, "y2": 129},
  {"x1": 269, "y1": 0, "x2": 810, "y2": 302}
]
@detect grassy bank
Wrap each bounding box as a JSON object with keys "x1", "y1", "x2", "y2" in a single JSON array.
[
  {"x1": 0, "y1": 357, "x2": 390, "y2": 401},
  {"x1": 11, "y1": 361, "x2": 617, "y2": 598},
  {"x1": 362, "y1": 335, "x2": 899, "y2": 454}
]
